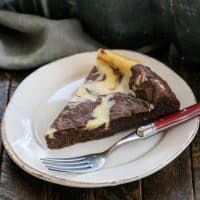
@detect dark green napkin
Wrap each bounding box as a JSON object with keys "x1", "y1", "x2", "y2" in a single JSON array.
[{"x1": 0, "y1": 10, "x2": 102, "y2": 70}]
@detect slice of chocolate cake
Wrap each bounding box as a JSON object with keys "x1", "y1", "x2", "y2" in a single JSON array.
[{"x1": 45, "y1": 49, "x2": 180, "y2": 149}]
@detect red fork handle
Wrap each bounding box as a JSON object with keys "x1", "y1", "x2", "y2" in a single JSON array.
[
  {"x1": 137, "y1": 103, "x2": 200, "y2": 137},
  {"x1": 154, "y1": 103, "x2": 200, "y2": 131}
]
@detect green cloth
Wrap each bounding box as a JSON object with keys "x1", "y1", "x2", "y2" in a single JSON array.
[{"x1": 0, "y1": 10, "x2": 102, "y2": 70}]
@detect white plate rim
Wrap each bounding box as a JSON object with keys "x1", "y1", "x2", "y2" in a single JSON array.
[{"x1": 1, "y1": 50, "x2": 199, "y2": 188}]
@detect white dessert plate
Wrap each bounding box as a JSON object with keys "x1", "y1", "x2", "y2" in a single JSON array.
[{"x1": 1, "y1": 50, "x2": 199, "y2": 188}]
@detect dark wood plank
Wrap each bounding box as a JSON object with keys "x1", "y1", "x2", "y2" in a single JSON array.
[
  {"x1": 0, "y1": 72, "x2": 10, "y2": 119},
  {"x1": 47, "y1": 183, "x2": 83, "y2": 200},
  {"x1": 142, "y1": 148, "x2": 194, "y2": 200},
  {"x1": 0, "y1": 71, "x2": 47, "y2": 200},
  {"x1": 0, "y1": 71, "x2": 11, "y2": 154},
  {"x1": 192, "y1": 133, "x2": 200, "y2": 200},
  {"x1": 47, "y1": 181, "x2": 142, "y2": 200},
  {"x1": 185, "y1": 70, "x2": 200, "y2": 200},
  {"x1": 94, "y1": 182, "x2": 141, "y2": 200},
  {"x1": 0, "y1": 151, "x2": 47, "y2": 200}
]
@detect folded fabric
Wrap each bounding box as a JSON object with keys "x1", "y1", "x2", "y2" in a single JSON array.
[
  {"x1": 0, "y1": 0, "x2": 77, "y2": 19},
  {"x1": 0, "y1": 10, "x2": 102, "y2": 70}
]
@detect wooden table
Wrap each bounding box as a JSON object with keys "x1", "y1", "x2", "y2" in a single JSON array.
[{"x1": 0, "y1": 49, "x2": 199, "y2": 200}]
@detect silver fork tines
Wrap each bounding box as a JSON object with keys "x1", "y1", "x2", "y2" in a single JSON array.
[
  {"x1": 41, "y1": 155, "x2": 99, "y2": 173},
  {"x1": 41, "y1": 157, "x2": 86, "y2": 161},
  {"x1": 41, "y1": 130, "x2": 144, "y2": 173},
  {"x1": 41, "y1": 154, "x2": 106, "y2": 173}
]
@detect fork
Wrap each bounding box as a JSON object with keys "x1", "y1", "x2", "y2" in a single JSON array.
[{"x1": 41, "y1": 103, "x2": 200, "y2": 173}]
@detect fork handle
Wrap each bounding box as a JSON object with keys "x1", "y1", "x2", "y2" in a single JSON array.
[
  {"x1": 106, "y1": 103, "x2": 200, "y2": 156},
  {"x1": 137, "y1": 102, "x2": 200, "y2": 137}
]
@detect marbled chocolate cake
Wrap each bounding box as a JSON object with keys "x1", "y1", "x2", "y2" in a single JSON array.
[{"x1": 45, "y1": 49, "x2": 180, "y2": 149}]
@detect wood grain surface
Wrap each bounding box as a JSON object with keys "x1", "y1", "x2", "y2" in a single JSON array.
[
  {"x1": 0, "y1": 71, "x2": 10, "y2": 154},
  {"x1": 142, "y1": 148, "x2": 194, "y2": 200},
  {"x1": 0, "y1": 50, "x2": 199, "y2": 200}
]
